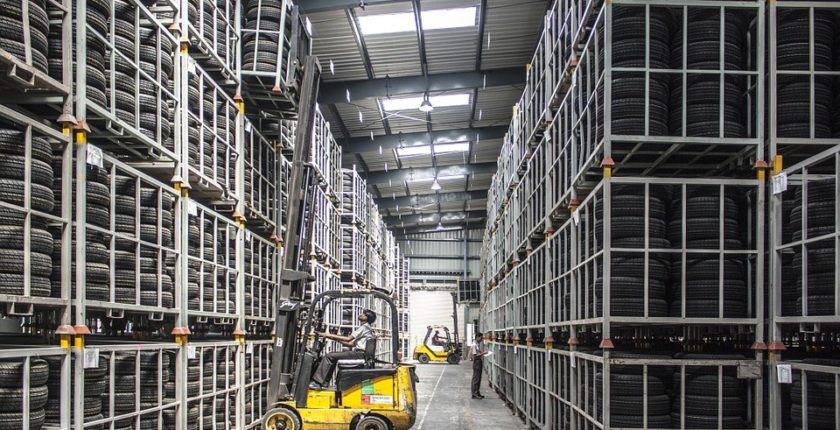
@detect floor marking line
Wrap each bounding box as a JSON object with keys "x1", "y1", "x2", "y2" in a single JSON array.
[{"x1": 416, "y1": 365, "x2": 446, "y2": 430}]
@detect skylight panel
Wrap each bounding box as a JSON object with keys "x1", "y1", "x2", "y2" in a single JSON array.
[{"x1": 357, "y1": 7, "x2": 478, "y2": 35}]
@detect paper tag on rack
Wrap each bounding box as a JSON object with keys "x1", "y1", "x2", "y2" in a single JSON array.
[
  {"x1": 187, "y1": 58, "x2": 197, "y2": 75},
  {"x1": 245, "y1": 231, "x2": 252, "y2": 243},
  {"x1": 570, "y1": 352, "x2": 576, "y2": 368},
  {"x1": 276, "y1": 338, "x2": 284, "y2": 348},
  {"x1": 777, "y1": 364, "x2": 792, "y2": 384},
  {"x1": 86, "y1": 144, "x2": 103, "y2": 168},
  {"x1": 246, "y1": 343, "x2": 254, "y2": 354},
  {"x1": 572, "y1": 210, "x2": 580, "y2": 225},
  {"x1": 84, "y1": 348, "x2": 99, "y2": 369},
  {"x1": 188, "y1": 200, "x2": 198, "y2": 217},
  {"x1": 245, "y1": 122, "x2": 252, "y2": 133},
  {"x1": 772, "y1": 172, "x2": 788, "y2": 195},
  {"x1": 187, "y1": 345, "x2": 197, "y2": 359},
  {"x1": 513, "y1": 347, "x2": 517, "y2": 355}
]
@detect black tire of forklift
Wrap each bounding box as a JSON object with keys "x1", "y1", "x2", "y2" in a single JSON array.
[
  {"x1": 262, "y1": 407, "x2": 302, "y2": 430},
  {"x1": 355, "y1": 414, "x2": 390, "y2": 430},
  {"x1": 417, "y1": 354, "x2": 430, "y2": 364},
  {"x1": 447, "y1": 354, "x2": 461, "y2": 365}
]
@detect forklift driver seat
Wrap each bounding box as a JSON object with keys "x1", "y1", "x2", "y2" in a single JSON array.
[{"x1": 336, "y1": 337, "x2": 377, "y2": 370}]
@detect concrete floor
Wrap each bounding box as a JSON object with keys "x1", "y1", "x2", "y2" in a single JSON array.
[{"x1": 412, "y1": 362, "x2": 527, "y2": 430}]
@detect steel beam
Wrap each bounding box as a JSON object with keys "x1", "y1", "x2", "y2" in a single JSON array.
[
  {"x1": 364, "y1": 162, "x2": 496, "y2": 184},
  {"x1": 319, "y1": 68, "x2": 524, "y2": 104},
  {"x1": 384, "y1": 210, "x2": 487, "y2": 226},
  {"x1": 394, "y1": 222, "x2": 484, "y2": 236},
  {"x1": 342, "y1": 126, "x2": 507, "y2": 154},
  {"x1": 298, "y1": 0, "x2": 406, "y2": 13},
  {"x1": 376, "y1": 190, "x2": 486, "y2": 211}
]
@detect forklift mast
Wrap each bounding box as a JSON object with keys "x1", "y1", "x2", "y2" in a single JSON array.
[{"x1": 267, "y1": 54, "x2": 322, "y2": 406}]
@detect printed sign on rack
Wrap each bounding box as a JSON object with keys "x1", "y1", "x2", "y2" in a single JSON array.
[
  {"x1": 777, "y1": 364, "x2": 792, "y2": 384},
  {"x1": 84, "y1": 348, "x2": 100, "y2": 369},
  {"x1": 86, "y1": 144, "x2": 103, "y2": 168},
  {"x1": 772, "y1": 172, "x2": 788, "y2": 195}
]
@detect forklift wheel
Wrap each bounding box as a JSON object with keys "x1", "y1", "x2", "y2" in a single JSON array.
[
  {"x1": 355, "y1": 415, "x2": 390, "y2": 430},
  {"x1": 263, "y1": 407, "x2": 302, "y2": 430},
  {"x1": 417, "y1": 354, "x2": 430, "y2": 364},
  {"x1": 447, "y1": 354, "x2": 461, "y2": 365}
]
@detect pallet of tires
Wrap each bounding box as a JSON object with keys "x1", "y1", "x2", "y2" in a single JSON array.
[
  {"x1": 591, "y1": 185, "x2": 670, "y2": 317},
  {"x1": 243, "y1": 135, "x2": 276, "y2": 229},
  {"x1": 49, "y1": 156, "x2": 111, "y2": 301},
  {"x1": 187, "y1": 75, "x2": 237, "y2": 192},
  {"x1": 186, "y1": 0, "x2": 231, "y2": 69},
  {"x1": 244, "y1": 243, "x2": 273, "y2": 319},
  {"x1": 242, "y1": 0, "x2": 287, "y2": 73},
  {"x1": 104, "y1": 0, "x2": 141, "y2": 127},
  {"x1": 102, "y1": 352, "x2": 173, "y2": 428},
  {"x1": 0, "y1": 358, "x2": 49, "y2": 429},
  {"x1": 1, "y1": 0, "x2": 50, "y2": 75},
  {"x1": 671, "y1": 354, "x2": 749, "y2": 429},
  {"x1": 598, "y1": 6, "x2": 673, "y2": 139},
  {"x1": 200, "y1": 348, "x2": 236, "y2": 395},
  {"x1": 786, "y1": 179, "x2": 837, "y2": 316},
  {"x1": 188, "y1": 215, "x2": 215, "y2": 312},
  {"x1": 0, "y1": 126, "x2": 56, "y2": 299},
  {"x1": 670, "y1": 9, "x2": 749, "y2": 138},
  {"x1": 668, "y1": 188, "x2": 749, "y2": 318},
  {"x1": 789, "y1": 359, "x2": 840, "y2": 430},
  {"x1": 775, "y1": 9, "x2": 837, "y2": 138},
  {"x1": 51, "y1": 0, "x2": 108, "y2": 111},
  {"x1": 112, "y1": 174, "x2": 176, "y2": 308},
  {"x1": 201, "y1": 395, "x2": 236, "y2": 429},
  {"x1": 45, "y1": 356, "x2": 107, "y2": 428},
  {"x1": 138, "y1": 24, "x2": 175, "y2": 151}
]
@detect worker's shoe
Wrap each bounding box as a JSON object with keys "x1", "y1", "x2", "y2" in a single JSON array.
[
  {"x1": 309, "y1": 382, "x2": 323, "y2": 390},
  {"x1": 472, "y1": 394, "x2": 484, "y2": 399}
]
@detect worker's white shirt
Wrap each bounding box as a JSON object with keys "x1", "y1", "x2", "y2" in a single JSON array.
[
  {"x1": 351, "y1": 323, "x2": 373, "y2": 351},
  {"x1": 471, "y1": 340, "x2": 485, "y2": 358}
]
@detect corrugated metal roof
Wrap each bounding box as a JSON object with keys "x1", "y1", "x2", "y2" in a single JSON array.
[
  {"x1": 472, "y1": 138, "x2": 503, "y2": 163},
  {"x1": 335, "y1": 99, "x2": 386, "y2": 137},
  {"x1": 481, "y1": 0, "x2": 548, "y2": 69},
  {"x1": 374, "y1": 182, "x2": 406, "y2": 198},
  {"x1": 473, "y1": 85, "x2": 522, "y2": 125},
  {"x1": 308, "y1": 9, "x2": 370, "y2": 81},
  {"x1": 360, "y1": 149, "x2": 399, "y2": 171}
]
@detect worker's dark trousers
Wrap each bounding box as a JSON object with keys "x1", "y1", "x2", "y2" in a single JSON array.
[
  {"x1": 312, "y1": 350, "x2": 365, "y2": 385},
  {"x1": 471, "y1": 357, "x2": 483, "y2": 396}
]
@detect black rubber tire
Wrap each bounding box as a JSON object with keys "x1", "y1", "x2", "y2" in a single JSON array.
[
  {"x1": 791, "y1": 380, "x2": 837, "y2": 406},
  {"x1": 673, "y1": 374, "x2": 745, "y2": 397},
  {"x1": 595, "y1": 373, "x2": 666, "y2": 396},
  {"x1": 0, "y1": 385, "x2": 48, "y2": 412},
  {"x1": 0, "y1": 131, "x2": 52, "y2": 163},
  {"x1": 671, "y1": 412, "x2": 744, "y2": 429},
  {"x1": 597, "y1": 298, "x2": 668, "y2": 317},
  {"x1": 669, "y1": 299, "x2": 747, "y2": 318},
  {"x1": 609, "y1": 393, "x2": 671, "y2": 416},
  {"x1": 790, "y1": 404, "x2": 836, "y2": 429},
  {"x1": 0, "y1": 157, "x2": 53, "y2": 187},
  {"x1": 0, "y1": 408, "x2": 46, "y2": 430},
  {"x1": 594, "y1": 277, "x2": 666, "y2": 299},
  {"x1": 0, "y1": 359, "x2": 48, "y2": 388},
  {"x1": 0, "y1": 226, "x2": 54, "y2": 255},
  {"x1": 0, "y1": 179, "x2": 55, "y2": 214},
  {"x1": 671, "y1": 279, "x2": 747, "y2": 302},
  {"x1": 611, "y1": 414, "x2": 671, "y2": 428},
  {"x1": 0, "y1": 248, "x2": 52, "y2": 276}
]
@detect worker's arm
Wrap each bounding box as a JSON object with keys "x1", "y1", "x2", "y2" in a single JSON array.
[{"x1": 319, "y1": 331, "x2": 356, "y2": 347}]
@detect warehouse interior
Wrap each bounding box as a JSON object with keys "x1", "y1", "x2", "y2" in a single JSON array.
[{"x1": 0, "y1": 0, "x2": 838, "y2": 428}]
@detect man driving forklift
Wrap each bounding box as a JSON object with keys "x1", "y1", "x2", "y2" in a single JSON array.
[{"x1": 309, "y1": 309, "x2": 377, "y2": 390}]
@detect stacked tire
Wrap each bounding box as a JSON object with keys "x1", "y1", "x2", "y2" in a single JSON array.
[
  {"x1": 593, "y1": 186, "x2": 670, "y2": 317},
  {"x1": 596, "y1": 352, "x2": 672, "y2": 428},
  {"x1": 188, "y1": 216, "x2": 215, "y2": 312},
  {"x1": 138, "y1": 25, "x2": 174, "y2": 150},
  {"x1": 790, "y1": 359, "x2": 840, "y2": 430},
  {"x1": 108, "y1": 0, "x2": 139, "y2": 125},
  {"x1": 668, "y1": 189, "x2": 748, "y2": 318},
  {"x1": 113, "y1": 175, "x2": 175, "y2": 308},
  {"x1": 0, "y1": 128, "x2": 54, "y2": 298},
  {"x1": 602, "y1": 7, "x2": 673, "y2": 137},
  {"x1": 106, "y1": 352, "x2": 172, "y2": 428},
  {"x1": 788, "y1": 180, "x2": 837, "y2": 316},
  {"x1": 50, "y1": 158, "x2": 111, "y2": 301},
  {"x1": 670, "y1": 10, "x2": 748, "y2": 138},
  {"x1": 0, "y1": 358, "x2": 49, "y2": 429},
  {"x1": 0, "y1": 0, "x2": 50, "y2": 73},
  {"x1": 671, "y1": 354, "x2": 747, "y2": 429},
  {"x1": 776, "y1": 9, "x2": 836, "y2": 138},
  {"x1": 242, "y1": 0, "x2": 284, "y2": 73},
  {"x1": 45, "y1": 356, "x2": 107, "y2": 428}
]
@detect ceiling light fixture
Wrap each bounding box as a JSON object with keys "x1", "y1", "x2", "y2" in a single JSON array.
[
  {"x1": 357, "y1": 7, "x2": 477, "y2": 35},
  {"x1": 431, "y1": 178, "x2": 441, "y2": 191},
  {"x1": 419, "y1": 93, "x2": 434, "y2": 112},
  {"x1": 436, "y1": 221, "x2": 444, "y2": 230},
  {"x1": 381, "y1": 93, "x2": 470, "y2": 111}
]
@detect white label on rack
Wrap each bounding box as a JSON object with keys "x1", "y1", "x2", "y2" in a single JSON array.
[
  {"x1": 572, "y1": 210, "x2": 580, "y2": 225},
  {"x1": 188, "y1": 200, "x2": 198, "y2": 217},
  {"x1": 246, "y1": 343, "x2": 254, "y2": 354},
  {"x1": 777, "y1": 364, "x2": 792, "y2": 384},
  {"x1": 187, "y1": 58, "x2": 196, "y2": 75},
  {"x1": 245, "y1": 231, "x2": 251, "y2": 242},
  {"x1": 86, "y1": 145, "x2": 103, "y2": 168},
  {"x1": 570, "y1": 352, "x2": 576, "y2": 368},
  {"x1": 772, "y1": 173, "x2": 788, "y2": 195},
  {"x1": 187, "y1": 345, "x2": 197, "y2": 359},
  {"x1": 276, "y1": 338, "x2": 284, "y2": 348},
  {"x1": 84, "y1": 348, "x2": 99, "y2": 369},
  {"x1": 513, "y1": 347, "x2": 517, "y2": 355},
  {"x1": 245, "y1": 122, "x2": 252, "y2": 133}
]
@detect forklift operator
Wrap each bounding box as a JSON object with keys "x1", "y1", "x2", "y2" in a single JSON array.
[{"x1": 309, "y1": 309, "x2": 376, "y2": 390}]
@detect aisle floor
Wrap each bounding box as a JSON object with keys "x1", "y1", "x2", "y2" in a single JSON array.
[{"x1": 413, "y1": 362, "x2": 527, "y2": 430}]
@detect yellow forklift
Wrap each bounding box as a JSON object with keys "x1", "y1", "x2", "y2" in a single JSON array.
[
  {"x1": 262, "y1": 56, "x2": 417, "y2": 430},
  {"x1": 413, "y1": 325, "x2": 461, "y2": 364}
]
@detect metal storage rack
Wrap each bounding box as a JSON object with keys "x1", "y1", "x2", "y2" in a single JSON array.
[{"x1": 480, "y1": 0, "x2": 775, "y2": 428}]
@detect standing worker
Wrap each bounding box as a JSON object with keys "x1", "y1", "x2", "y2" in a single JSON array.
[{"x1": 471, "y1": 332, "x2": 487, "y2": 399}]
